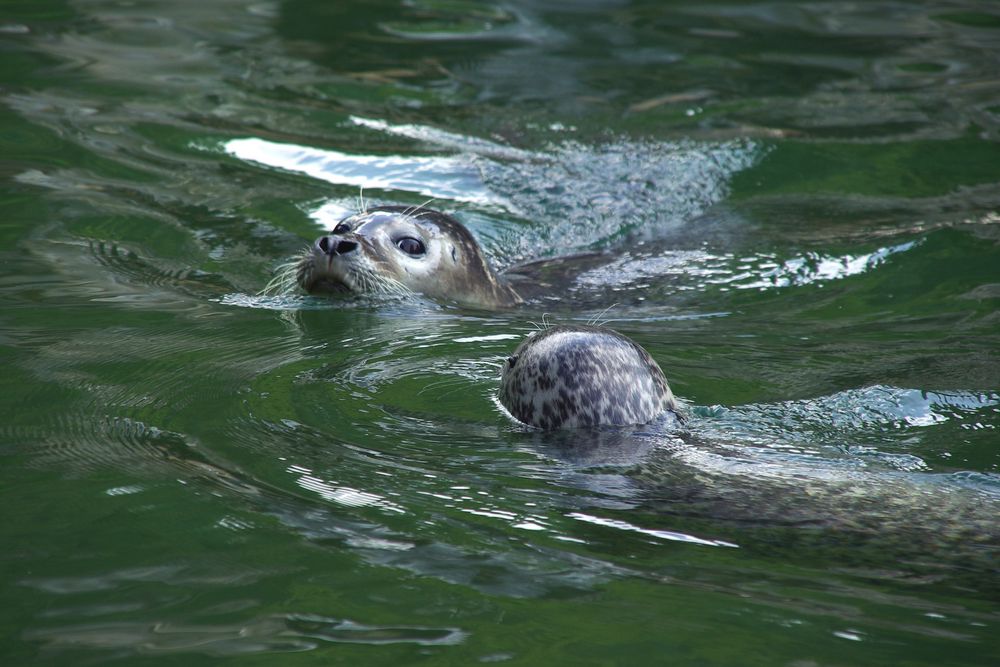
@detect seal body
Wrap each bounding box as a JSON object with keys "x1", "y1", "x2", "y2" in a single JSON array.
[
  {"x1": 498, "y1": 325, "x2": 677, "y2": 430},
  {"x1": 297, "y1": 206, "x2": 521, "y2": 309}
]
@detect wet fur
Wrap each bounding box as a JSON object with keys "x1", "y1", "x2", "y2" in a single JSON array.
[
  {"x1": 499, "y1": 325, "x2": 677, "y2": 430},
  {"x1": 271, "y1": 206, "x2": 520, "y2": 308}
]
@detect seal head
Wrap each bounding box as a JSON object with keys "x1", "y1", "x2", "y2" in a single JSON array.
[
  {"x1": 498, "y1": 325, "x2": 677, "y2": 430},
  {"x1": 297, "y1": 206, "x2": 521, "y2": 309}
]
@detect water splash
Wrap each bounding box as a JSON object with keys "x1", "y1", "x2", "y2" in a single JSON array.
[
  {"x1": 222, "y1": 122, "x2": 761, "y2": 268},
  {"x1": 574, "y1": 240, "x2": 919, "y2": 293},
  {"x1": 732, "y1": 240, "x2": 919, "y2": 290}
]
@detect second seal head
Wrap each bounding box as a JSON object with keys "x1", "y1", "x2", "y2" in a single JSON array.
[{"x1": 498, "y1": 325, "x2": 678, "y2": 430}]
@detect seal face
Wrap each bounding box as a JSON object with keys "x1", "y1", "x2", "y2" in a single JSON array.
[
  {"x1": 297, "y1": 206, "x2": 521, "y2": 309},
  {"x1": 498, "y1": 325, "x2": 677, "y2": 430}
]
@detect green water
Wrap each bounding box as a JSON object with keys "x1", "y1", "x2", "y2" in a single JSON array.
[{"x1": 2, "y1": 1, "x2": 999, "y2": 665}]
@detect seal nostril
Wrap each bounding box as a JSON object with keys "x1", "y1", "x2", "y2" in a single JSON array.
[
  {"x1": 335, "y1": 240, "x2": 358, "y2": 255},
  {"x1": 317, "y1": 236, "x2": 332, "y2": 254},
  {"x1": 317, "y1": 236, "x2": 358, "y2": 256}
]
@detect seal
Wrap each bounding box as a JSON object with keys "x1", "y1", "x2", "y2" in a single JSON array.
[
  {"x1": 292, "y1": 206, "x2": 522, "y2": 309},
  {"x1": 498, "y1": 325, "x2": 678, "y2": 430}
]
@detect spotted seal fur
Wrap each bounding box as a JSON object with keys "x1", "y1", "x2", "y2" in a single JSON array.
[
  {"x1": 284, "y1": 205, "x2": 522, "y2": 309},
  {"x1": 498, "y1": 325, "x2": 678, "y2": 430}
]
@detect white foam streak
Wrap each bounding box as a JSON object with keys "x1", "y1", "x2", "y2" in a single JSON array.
[
  {"x1": 292, "y1": 469, "x2": 406, "y2": 514},
  {"x1": 350, "y1": 115, "x2": 536, "y2": 161},
  {"x1": 224, "y1": 137, "x2": 498, "y2": 204},
  {"x1": 452, "y1": 334, "x2": 520, "y2": 343},
  {"x1": 734, "y1": 241, "x2": 917, "y2": 290},
  {"x1": 567, "y1": 512, "x2": 738, "y2": 548}
]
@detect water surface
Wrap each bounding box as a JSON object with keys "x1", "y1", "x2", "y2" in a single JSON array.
[{"x1": 2, "y1": 1, "x2": 999, "y2": 665}]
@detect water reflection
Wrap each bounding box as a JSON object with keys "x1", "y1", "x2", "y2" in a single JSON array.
[{"x1": 4, "y1": 0, "x2": 1000, "y2": 663}]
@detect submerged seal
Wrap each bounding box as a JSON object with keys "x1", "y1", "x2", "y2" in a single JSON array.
[
  {"x1": 293, "y1": 206, "x2": 521, "y2": 309},
  {"x1": 498, "y1": 325, "x2": 678, "y2": 430}
]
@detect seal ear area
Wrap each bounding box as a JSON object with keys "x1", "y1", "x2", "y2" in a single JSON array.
[{"x1": 449, "y1": 245, "x2": 459, "y2": 264}]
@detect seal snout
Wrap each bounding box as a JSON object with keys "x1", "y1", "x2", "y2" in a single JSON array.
[{"x1": 316, "y1": 235, "x2": 358, "y2": 256}]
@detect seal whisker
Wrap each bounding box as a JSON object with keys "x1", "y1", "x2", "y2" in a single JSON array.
[
  {"x1": 481, "y1": 360, "x2": 505, "y2": 376},
  {"x1": 364, "y1": 269, "x2": 378, "y2": 294},
  {"x1": 588, "y1": 303, "x2": 619, "y2": 327},
  {"x1": 261, "y1": 249, "x2": 312, "y2": 296},
  {"x1": 416, "y1": 376, "x2": 468, "y2": 397},
  {"x1": 431, "y1": 383, "x2": 475, "y2": 401},
  {"x1": 355, "y1": 270, "x2": 371, "y2": 295},
  {"x1": 403, "y1": 197, "x2": 438, "y2": 218},
  {"x1": 352, "y1": 263, "x2": 411, "y2": 299},
  {"x1": 357, "y1": 185, "x2": 368, "y2": 215}
]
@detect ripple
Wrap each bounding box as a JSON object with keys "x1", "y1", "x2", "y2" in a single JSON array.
[
  {"x1": 25, "y1": 613, "x2": 466, "y2": 656},
  {"x1": 218, "y1": 291, "x2": 429, "y2": 311},
  {"x1": 88, "y1": 240, "x2": 236, "y2": 298},
  {"x1": 350, "y1": 115, "x2": 536, "y2": 161},
  {"x1": 5, "y1": 0, "x2": 1000, "y2": 660},
  {"x1": 20, "y1": 561, "x2": 274, "y2": 597},
  {"x1": 708, "y1": 386, "x2": 1000, "y2": 449}
]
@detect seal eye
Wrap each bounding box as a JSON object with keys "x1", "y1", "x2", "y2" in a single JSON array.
[
  {"x1": 507, "y1": 355, "x2": 518, "y2": 368},
  {"x1": 395, "y1": 237, "x2": 425, "y2": 256},
  {"x1": 333, "y1": 222, "x2": 351, "y2": 234}
]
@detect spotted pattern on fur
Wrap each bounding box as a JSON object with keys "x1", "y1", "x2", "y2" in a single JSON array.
[{"x1": 498, "y1": 325, "x2": 676, "y2": 430}]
